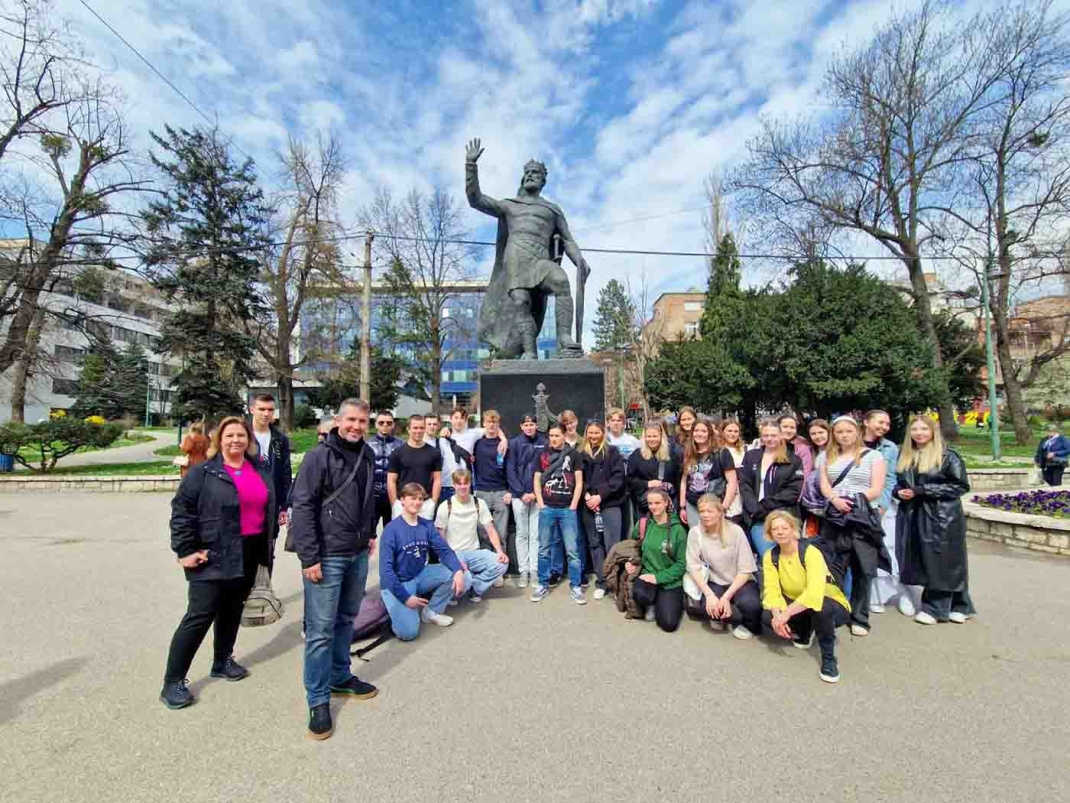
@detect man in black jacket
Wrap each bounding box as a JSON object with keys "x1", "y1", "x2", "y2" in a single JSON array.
[
  {"x1": 290, "y1": 398, "x2": 379, "y2": 741},
  {"x1": 249, "y1": 394, "x2": 293, "y2": 562}
]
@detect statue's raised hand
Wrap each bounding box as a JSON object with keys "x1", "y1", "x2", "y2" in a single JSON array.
[{"x1": 466, "y1": 138, "x2": 484, "y2": 163}]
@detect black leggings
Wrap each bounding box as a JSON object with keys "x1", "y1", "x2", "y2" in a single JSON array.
[
  {"x1": 684, "y1": 580, "x2": 762, "y2": 634},
  {"x1": 632, "y1": 579, "x2": 684, "y2": 633},
  {"x1": 762, "y1": 597, "x2": 849, "y2": 658},
  {"x1": 164, "y1": 535, "x2": 262, "y2": 683}
]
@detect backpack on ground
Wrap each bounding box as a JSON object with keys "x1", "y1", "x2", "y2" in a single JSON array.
[
  {"x1": 241, "y1": 565, "x2": 284, "y2": 626},
  {"x1": 350, "y1": 584, "x2": 392, "y2": 660}
]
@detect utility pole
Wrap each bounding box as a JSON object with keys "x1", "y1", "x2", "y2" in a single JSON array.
[
  {"x1": 144, "y1": 365, "x2": 152, "y2": 428},
  {"x1": 981, "y1": 255, "x2": 1002, "y2": 461},
  {"x1": 360, "y1": 231, "x2": 374, "y2": 404}
]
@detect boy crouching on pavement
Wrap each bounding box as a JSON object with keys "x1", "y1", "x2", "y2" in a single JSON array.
[
  {"x1": 434, "y1": 468, "x2": 508, "y2": 602},
  {"x1": 379, "y1": 483, "x2": 470, "y2": 640}
]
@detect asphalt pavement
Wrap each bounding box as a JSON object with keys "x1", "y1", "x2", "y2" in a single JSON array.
[{"x1": 1, "y1": 492, "x2": 1068, "y2": 803}]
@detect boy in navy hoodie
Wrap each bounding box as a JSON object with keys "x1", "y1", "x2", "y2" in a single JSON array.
[{"x1": 379, "y1": 483, "x2": 470, "y2": 640}]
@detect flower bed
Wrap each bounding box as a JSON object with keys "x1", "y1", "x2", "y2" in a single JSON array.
[{"x1": 972, "y1": 489, "x2": 1070, "y2": 519}]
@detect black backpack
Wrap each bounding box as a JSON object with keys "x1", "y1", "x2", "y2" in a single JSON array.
[{"x1": 770, "y1": 541, "x2": 837, "y2": 586}]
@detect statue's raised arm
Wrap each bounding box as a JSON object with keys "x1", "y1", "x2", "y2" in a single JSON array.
[{"x1": 465, "y1": 138, "x2": 504, "y2": 219}]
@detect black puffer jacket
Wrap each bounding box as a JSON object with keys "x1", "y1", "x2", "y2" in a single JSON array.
[
  {"x1": 170, "y1": 454, "x2": 277, "y2": 582},
  {"x1": 289, "y1": 430, "x2": 376, "y2": 568},
  {"x1": 581, "y1": 445, "x2": 627, "y2": 509},
  {"x1": 738, "y1": 448, "x2": 804, "y2": 528},
  {"x1": 626, "y1": 452, "x2": 681, "y2": 514}
]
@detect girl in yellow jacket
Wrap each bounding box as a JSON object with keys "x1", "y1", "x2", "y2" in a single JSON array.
[{"x1": 761, "y1": 510, "x2": 850, "y2": 683}]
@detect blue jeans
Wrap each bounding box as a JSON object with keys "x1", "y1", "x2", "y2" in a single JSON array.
[
  {"x1": 537, "y1": 507, "x2": 582, "y2": 588},
  {"x1": 458, "y1": 549, "x2": 507, "y2": 596},
  {"x1": 302, "y1": 551, "x2": 370, "y2": 708},
  {"x1": 750, "y1": 524, "x2": 775, "y2": 560},
  {"x1": 380, "y1": 564, "x2": 471, "y2": 641}
]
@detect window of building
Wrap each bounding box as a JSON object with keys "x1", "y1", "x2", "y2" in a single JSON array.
[
  {"x1": 685, "y1": 321, "x2": 700, "y2": 337},
  {"x1": 55, "y1": 345, "x2": 86, "y2": 363},
  {"x1": 684, "y1": 301, "x2": 702, "y2": 311},
  {"x1": 52, "y1": 378, "x2": 80, "y2": 395}
]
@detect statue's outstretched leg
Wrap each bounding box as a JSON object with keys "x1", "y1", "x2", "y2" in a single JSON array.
[
  {"x1": 509, "y1": 288, "x2": 539, "y2": 360},
  {"x1": 549, "y1": 279, "x2": 583, "y2": 358}
]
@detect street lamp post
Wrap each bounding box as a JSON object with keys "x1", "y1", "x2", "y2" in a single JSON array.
[{"x1": 980, "y1": 256, "x2": 1003, "y2": 462}]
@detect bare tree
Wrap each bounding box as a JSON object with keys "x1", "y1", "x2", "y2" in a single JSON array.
[
  {"x1": 931, "y1": 1, "x2": 1070, "y2": 444},
  {"x1": 247, "y1": 132, "x2": 347, "y2": 431},
  {"x1": 732, "y1": 1, "x2": 1010, "y2": 439},
  {"x1": 627, "y1": 271, "x2": 664, "y2": 421},
  {"x1": 358, "y1": 186, "x2": 478, "y2": 411}
]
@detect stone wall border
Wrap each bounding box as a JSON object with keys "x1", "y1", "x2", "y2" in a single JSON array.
[
  {"x1": 964, "y1": 487, "x2": 1070, "y2": 558},
  {"x1": 0, "y1": 474, "x2": 180, "y2": 493}
]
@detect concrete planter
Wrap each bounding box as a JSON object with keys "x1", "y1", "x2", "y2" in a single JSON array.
[
  {"x1": 965, "y1": 468, "x2": 1038, "y2": 492},
  {"x1": 964, "y1": 488, "x2": 1070, "y2": 557},
  {"x1": 0, "y1": 474, "x2": 180, "y2": 493}
]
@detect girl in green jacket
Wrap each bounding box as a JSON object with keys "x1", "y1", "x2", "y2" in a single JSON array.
[{"x1": 626, "y1": 488, "x2": 689, "y2": 632}]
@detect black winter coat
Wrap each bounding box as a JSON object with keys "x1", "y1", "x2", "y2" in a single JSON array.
[
  {"x1": 253, "y1": 423, "x2": 292, "y2": 511},
  {"x1": 170, "y1": 454, "x2": 277, "y2": 583},
  {"x1": 738, "y1": 449, "x2": 804, "y2": 528},
  {"x1": 626, "y1": 452, "x2": 681, "y2": 514},
  {"x1": 894, "y1": 449, "x2": 971, "y2": 592},
  {"x1": 289, "y1": 430, "x2": 376, "y2": 568},
  {"x1": 581, "y1": 445, "x2": 626, "y2": 509}
]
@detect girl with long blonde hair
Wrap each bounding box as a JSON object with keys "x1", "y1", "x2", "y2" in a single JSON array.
[
  {"x1": 579, "y1": 420, "x2": 627, "y2": 599},
  {"x1": 894, "y1": 415, "x2": 974, "y2": 626},
  {"x1": 738, "y1": 417, "x2": 804, "y2": 559}
]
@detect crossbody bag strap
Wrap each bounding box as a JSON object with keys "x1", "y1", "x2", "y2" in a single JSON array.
[{"x1": 324, "y1": 456, "x2": 362, "y2": 507}]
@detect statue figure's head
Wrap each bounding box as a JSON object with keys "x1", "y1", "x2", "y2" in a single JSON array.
[{"x1": 519, "y1": 159, "x2": 548, "y2": 194}]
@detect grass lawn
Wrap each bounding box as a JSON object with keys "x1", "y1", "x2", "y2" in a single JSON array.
[
  {"x1": 25, "y1": 461, "x2": 179, "y2": 476},
  {"x1": 154, "y1": 428, "x2": 321, "y2": 458},
  {"x1": 954, "y1": 426, "x2": 1043, "y2": 459},
  {"x1": 15, "y1": 431, "x2": 155, "y2": 462}
]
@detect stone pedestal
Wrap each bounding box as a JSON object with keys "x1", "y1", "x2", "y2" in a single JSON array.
[{"x1": 479, "y1": 359, "x2": 605, "y2": 433}]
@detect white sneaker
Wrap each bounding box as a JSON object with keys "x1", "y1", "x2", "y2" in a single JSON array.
[
  {"x1": 493, "y1": 577, "x2": 504, "y2": 588},
  {"x1": 468, "y1": 591, "x2": 483, "y2": 604},
  {"x1": 914, "y1": 611, "x2": 937, "y2": 625},
  {"x1": 948, "y1": 611, "x2": 967, "y2": 624},
  {"x1": 593, "y1": 588, "x2": 606, "y2": 601},
  {"x1": 869, "y1": 603, "x2": 886, "y2": 614},
  {"x1": 850, "y1": 624, "x2": 869, "y2": 637},
  {"x1": 897, "y1": 594, "x2": 916, "y2": 617},
  {"x1": 732, "y1": 625, "x2": 754, "y2": 640},
  {"x1": 644, "y1": 608, "x2": 656, "y2": 622},
  {"x1": 710, "y1": 621, "x2": 729, "y2": 632},
  {"x1": 420, "y1": 609, "x2": 454, "y2": 627},
  {"x1": 516, "y1": 573, "x2": 529, "y2": 589}
]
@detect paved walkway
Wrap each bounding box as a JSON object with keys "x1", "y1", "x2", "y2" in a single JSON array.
[
  {"x1": 14, "y1": 429, "x2": 174, "y2": 470},
  {"x1": 1, "y1": 493, "x2": 1068, "y2": 803}
]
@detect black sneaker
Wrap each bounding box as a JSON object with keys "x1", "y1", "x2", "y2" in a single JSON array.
[
  {"x1": 329, "y1": 676, "x2": 379, "y2": 699},
  {"x1": 160, "y1": 679, "x2": 195, "y2": 710},
  {"x1": 210, "y1": 657, "x2": 249, "y2": 682},
  {"x1": 548, "y1": 573, "x2": 562, "y2": 588},
  {"x1": 819, "y1": 656, "x2": 840, "y2": 684},
  {"x1": 308, "y1": 703, "x2": 333, "y2": 740},
  {"x1": 580, "y1": 575, "x2": 590, "y2": 589}
]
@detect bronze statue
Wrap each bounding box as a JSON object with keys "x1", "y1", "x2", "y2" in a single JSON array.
[{"x1": 465, "y1": 138, "x2": 591, "y2": 359}]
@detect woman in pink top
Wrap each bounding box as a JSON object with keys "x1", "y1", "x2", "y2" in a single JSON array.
[{"x1": 161, "y1": 417, "x2": 276, "y2": 710}]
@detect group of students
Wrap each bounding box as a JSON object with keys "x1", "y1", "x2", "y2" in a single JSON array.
[{"x1": 160, "y1": 397, "x2": 974, "y2": 741}]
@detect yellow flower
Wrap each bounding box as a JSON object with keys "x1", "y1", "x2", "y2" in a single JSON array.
[
  {"x1": 50, "y1": 409, "x2": 67, "y2": 419},
  {"x1": 84, "y1": 415, "x2": 106, "y2": 426}
]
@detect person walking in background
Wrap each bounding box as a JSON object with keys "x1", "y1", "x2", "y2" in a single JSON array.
[
  {"x1": 627, "y1": 420, "x2": 682, "y2": 518},
  {"x1": 161, "y1": 417, "x2": 276, "y2": 710},
  {"x1": 719, "y1": 419, "x2": 747, "y2": 524},
  {"x1": 1035, "y1": 423, "x2": 1070, "y2": 487},
  {"x1": 531, "y1": 424, "x2": 585, "y2": 604},
  {"x1": 779, "y1": 413, "x2": 813, "y2": 482},
  {"x1": 387, "y1": 414, "x2": 442, "y2": 520},
  {"x1": 471, "y1": 410, "x2": 512, "y2": 572},
  {"x1": 683, "y1": 494, "x2": 761, "y2": 640},
  {"x1": 625, "y1": 488, "x2": 688, "y2": 632},
  {"x1": 738, "y1": 418, "x2": 805, "y2": 559},
  {"x1": 381, "y1": 483, "x2": 470, "y2": 639},
  {"x1": 679, "y1": 418, "x2": 738, "y2": 529},
  {"x1": 579, "y1": 420, "x2": 626, "y2": 600},
  {"x1": 507, "y1": 414, "x2": 547, "y2": 589},
  {"x1": 895, "y1": 415, "x2": 975, "y2": 626},
  {"x1": 816, "y1": 416, "x2": 888, "y2": 637},
  {"x1": 761, "y1": 511, "x2": 850, "y2": 684},
  {"x1": 369, "y1": 411, "x2": 402, "y2": 533},
  {"x1": 178, "y1": 421, "x2": 210, "y2": 479},
  {"x1": 863, "y1": 410, "x2": 916, "y2": 617},
  {"x1": 290, "y1": 399, "x2": 379, "y2": 741}
]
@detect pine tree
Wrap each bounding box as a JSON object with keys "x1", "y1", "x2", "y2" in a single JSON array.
[
  {"x1": 71, "y1": 341, "x2": 123, "y2": 420},
  {"x1": 592, "y1": 279, "x2": 636, "y2": 352},
  {"x1": 700, "y1": 233, "x2": 743, "y2": 341},
  {"x1": 142, "y1": 126, "x2": 269, "y2": 423},
  {"x1": 114, "y1": 343, "x2": 149, "y2": 422}
]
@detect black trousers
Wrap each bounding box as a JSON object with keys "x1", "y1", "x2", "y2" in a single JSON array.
[
  {"x1": 373, "y1": 492, "x2": 392, "y2": 534},
  {"x1": 684, "y1": 580, "x2": 762, "y2": 634},
  {"x1": 632, "y1": 579, "x2": 684, "y2": 632},
  {"x1": 762, "y1": 597, "x2": 848, "y2": 659},
  {"x1": 164, "y1": 535, "x2": 263, "y2": 683},
  {"x1": 818, "y1": 524, "x2": 877, "y2": 631},
  {"x1": 1043, "y1": 465, "x2": 1065, "y2": 487}
]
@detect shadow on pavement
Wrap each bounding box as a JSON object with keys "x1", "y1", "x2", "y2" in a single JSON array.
[{"x1": 0, "y1": 656, "x2": 89, "y2": 724}]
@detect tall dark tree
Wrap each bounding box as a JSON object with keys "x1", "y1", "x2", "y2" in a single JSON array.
[
  {"x1": 114, "y1": 342, "x2": 149, "y2": 422},
  {"x1": 592, "y1": 278, "x2": 636, "y2": 352},
  {"x1": 310, "y1": 343, "x2": 403, "y2": 413},
  {"x1": 142, "y1": 126, "x2": 269, "y2": 423},
  {"x1": 71, "y1": 341, "x2": 122, "y2": 420}
]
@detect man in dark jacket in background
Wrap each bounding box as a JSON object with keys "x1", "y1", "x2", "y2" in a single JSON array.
[
  {"x1": 249, "y1": 394, "x2": 292, "y2": 567},
  {"x1": 290, "y1": 398, "x2": 379, "y2": 741},
  {"x1": 507, "y1": 414, "x2": 547, "y2": 588},
  {"x1": 369, "y1": 411, "x2": 403, "y2": 534}
]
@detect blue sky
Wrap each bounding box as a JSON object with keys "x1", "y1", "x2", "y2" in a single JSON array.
[{"x1": 51, "y1": 0, "x2": 1063, "y2": 313}]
